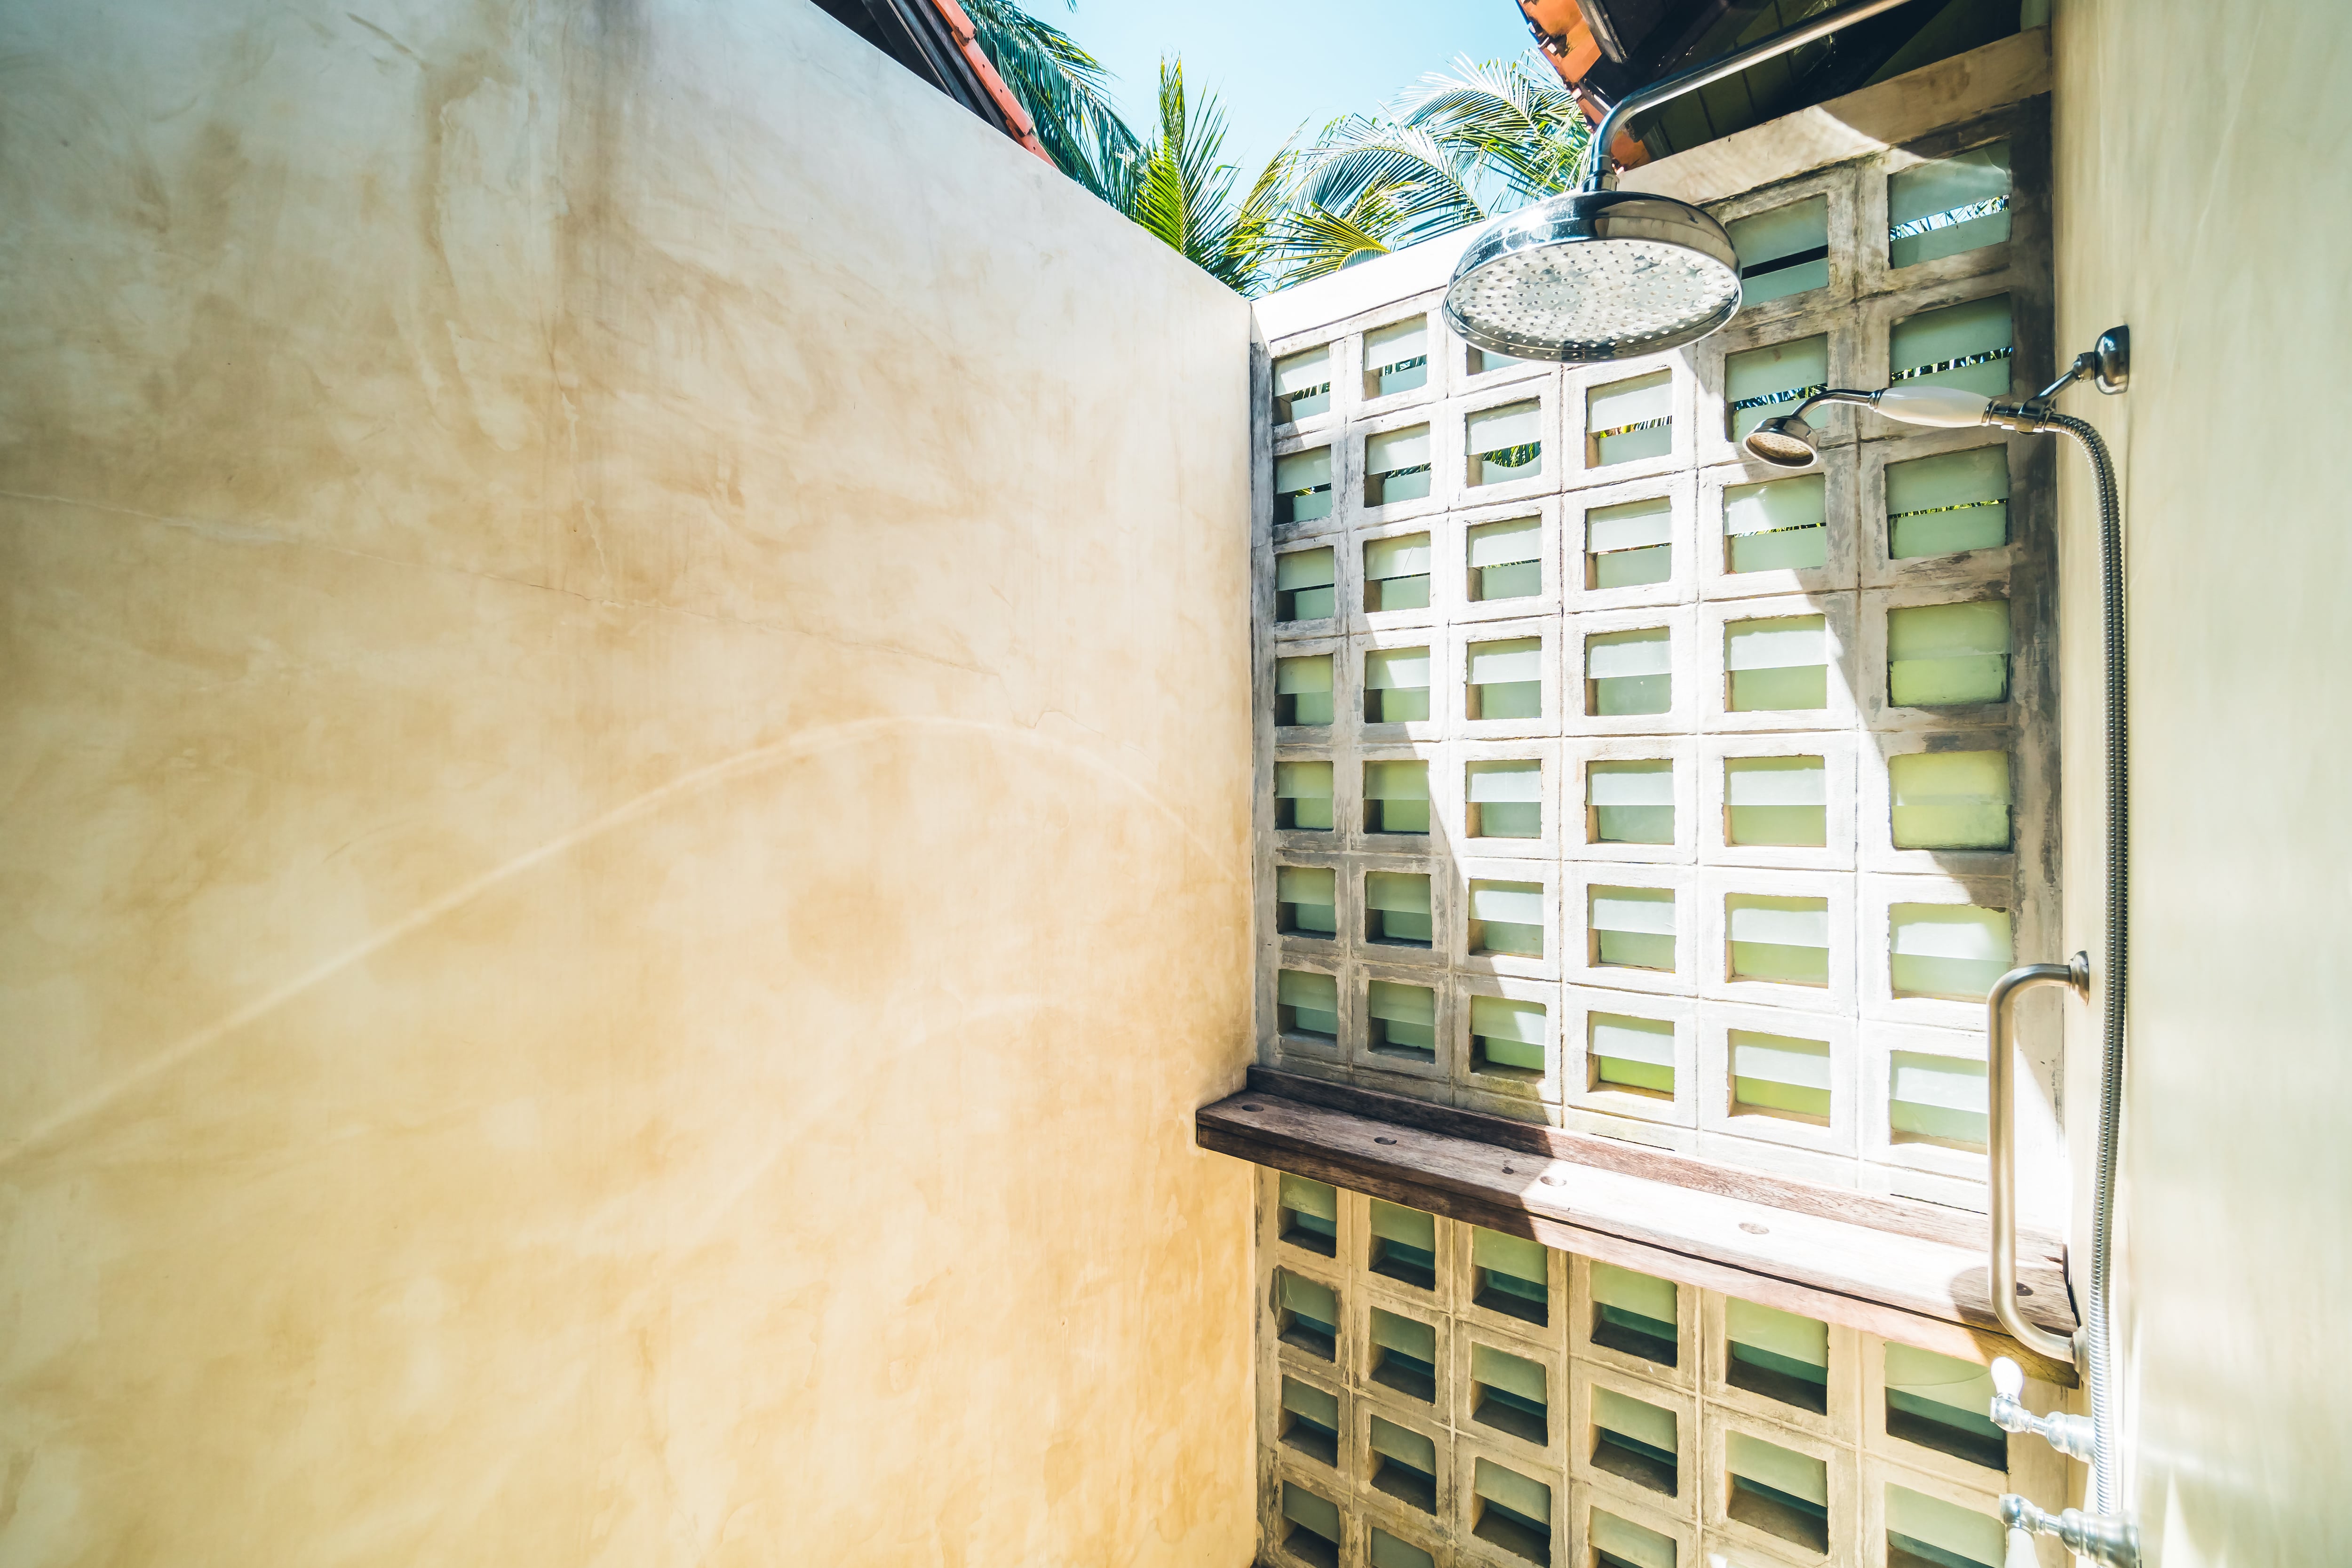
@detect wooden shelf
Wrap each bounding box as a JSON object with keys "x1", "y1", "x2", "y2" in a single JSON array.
[{"x1": 1198, "y1": 1068, "x2": 2078, "y2": 1383}]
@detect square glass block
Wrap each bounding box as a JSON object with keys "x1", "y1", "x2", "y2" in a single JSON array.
[
  {"x1": 1588, "y1": 758, "x2": 1675, "y2": 844},
  {"x1": 1587, "y1": 626, "x2": 1672, "y2": 716},
  {"x1": 1729, "y1": 1028, "x2": 1832, "y2": 1124},
  {"x1": 1591, "y1": 1508, "x2": 1676, "y2": 1568},
  {"x1": 1726, "y1": 1297, "x2": 1830, "y2": 1413},
  {"x1": 1590, "y1": 1260, "x2": 1677, "y2": 1367},
  {"x1": 1365, "y1": 532, "x2": 1433, "y2": 612},
  {"x1": 1277, "y1": 969, "x2": 1340, "y2": 1039},
  {"x1": 1592, "y1": 1385, "x2": 1677, "y2": 1495},
  {"x1": 1467, "y1": 637, "x2": 1543, "y2": 720},
  {"x1": 1888, "y1": 140, "x2": 2012, "y2": 269},
  {"x1": 1276, "y1": 544, "x2": 1336, "y2": 620},
  {"x1": 1469, "y1": 516, "x2": 1542, "y2": 602},
  {"x1": 1279, "y1": 1373, "x2": 1340, "y2": 1463},
  {"x1": 1890, "y1": 1050, "x2": 1987, "y2": 1149},
  {"x1": 1470, "y1": 400, "x2": 1544, "y2": 486},
  {"x1": 1363, "y1": 645, "x2": 1432, "y2": 724},
  {"x1": 1889, "y1": 749, "x2": 2011, "y2": 849},
  {"x1": 1726, "y1": 1430, "x2": 1830, "y2": 1553},
  {"x1": 1470, "y1": 993, "x2": 1547, "y2": 1077},
  {"x1": 1467, "y1": 759, "x2": 1543, "y2": 839},
  {"x1": 1369, "y1": 1527, "x2": 1436, "y2": 1568},
  {"x1": 1883, "y1": 1342, "x2": 2004, "y2": 1469},
  {"x1": 1724, "y1": 755, "x2": 1826, "y2": 846},
  {"x1": 1281, "y1": 1479, "x2": 1345, "y2": 1561},
  {"x1": 1366, "y1": 424, "x2": 1433, "y2": 506},
  {"x1": 1724, "y1": 893, "x2": 1830, "y2": 986},
  {"x1": 1724, "y1": 472, "x2": 1826, "y2": 574},
  {"x1": 1725, "y1": 614, "x2": 1828, "y2": 711},
  {"x1": 1368, "y1": 1411, "x2": 1440, "y2": 1512},
  {"x1": 1888, "y1": 902, "x2": 2011, "y2": 1001},
  {"x1": 1730, "y1": 194, "x2": 1829, "y2": 304},
  {"x1": 1726, "y1": 334, "x2": 1828, "y2": 441},
  {"x1": 1472, "y1": 1226, "x2": 1549, "y2": 1325},
  {"x1": 1470, "y1": 1341, "x2": 1550, "y2": 1444},
  {"x1": 1364, "y1": 759, "x2": 1431, "y2": 835},
  {"x1": 1275, "y1": 654, "x2": 1334, "y2": 726},
  {"x1": 1274, "y1": 449, "x2": 1333, "y2": 527},
  {"x1": 1588, "y1": 495, "x2": 1673, "y2": 589},
  {"x1": 1273, "y1": 344, "x2": 1333, "y2": 422},
  {"x1": 1367, "y1": 979, "x2": 1438, "y2": 1061},
  {"x1": 1887, "y1": 1483, "x2": 2006, "y2": 1568},
  {"x1": 1471, "y1": 1457, "x2": 1553, "y2": 1563},
  {"x1": 1589, "y1": 885, "x2": 1675, "y2": 972},
  {"x1": 1276, "y1": 1267, "x2": 1341, "y2": 1356},
  {"x1": 1590, "y1": 1010, "x2": 1675, "y2": 1097},
  {"x1": 1890, "y1": 294, "x2": 2013, "y2": 398},
  {"x1": 1887, "y1": 445, "x2": 2009, "y2": 559},
  {"x1": 1370, "y1": 1305, "x2": 1441, "y2": 1402},
  {"x1": 1275, "y1": 760, "x2": 1334, "y2": 831},
  {"x1": 1887, "y1": 599, "x2": 2010, "y2": 707},
  {"x1": 1277, "y1": 1172, "x2": 1339, "y2": 1255},
  {"x1": 1365, "y1": 870, "x2": 1434, "y2": 947},
  {"x1": 1368, "y1": 1197, "x2": 1440, "y2": 1288},
  {"x1": 1367, "y1": 317, "x2": 1430, "y2": 396},
  {"x1": 1468, "y1": 880, "x2": 1545, "y2": 957},
  {"x1": 1276, "y1": 864, "x2": 1338, "y2": 936},
  {"x1": 1588, "y1": 371, "x2": 1672, "y2": 466}
]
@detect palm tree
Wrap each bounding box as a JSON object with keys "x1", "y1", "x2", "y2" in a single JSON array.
[
  {"x1": 1113, "y1": 59, "x2": 1291, "y2": 296},
  {"x1": 961, "y1": 0, "x2": 1139, "y2": 199},
  {"x1": 1265, "y1": 55, "x2": 1590, "y2": 287}
]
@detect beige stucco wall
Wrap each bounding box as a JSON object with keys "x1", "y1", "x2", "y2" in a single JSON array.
[
  {"x1": 0, "y1": 3, "x2": 1256, "y2": 1563},
  {"x1": 2049, "y1": 0, "x2": 2352, "y2": 1560}
]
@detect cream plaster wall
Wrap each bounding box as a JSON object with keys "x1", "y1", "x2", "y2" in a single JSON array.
[
  {"x1": 2048, "y1": 1, "x2": 2352, "y2": 1561},
  {"x1": 0, "y1": 3, "x2": 1256, "y2": 1563}
]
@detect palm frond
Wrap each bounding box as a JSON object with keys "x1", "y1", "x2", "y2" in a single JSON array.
[{"x1": 961, "y1": 0, "x2": 1141, "y2": 199}]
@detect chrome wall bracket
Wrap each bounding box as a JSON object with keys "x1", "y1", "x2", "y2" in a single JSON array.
[
  {"x1": 1989, "y1": 1356, "x2": 2095, "y2": 1460},
  {"x1": 2002, "y1": 1495, "x2": 2141, "y2": 1568}
]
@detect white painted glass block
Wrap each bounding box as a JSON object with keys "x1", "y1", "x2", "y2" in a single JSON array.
[
  {"x1": 1587, "y1": 495, "x2": 1673, "y2": 589},
  {"x1": 1887, "y1": 1484, "x2": 2004, "y2": 1568},
  {"x1": 1890, "y1": 749, "x2": 2011, "y2": 849},
  {"x1": 1275, "y1": 347, "x2": 1332, "y2": 422},
  {"x1": 1726, "y1": 614, "x2": 1828, "y2": 712},
  {"x1": 1471, "y1": 993, "x2": 1547, "y2": 1047},
  {"x1": 1366, "y1": 534, "x2": 1432, "y2": 580},
  {"x1": 1591, "y1": 1011, "x2": 1675, "y2": 1094},
  {"x1": 1470, "y1": 401, "x2": 1542, "y2": 453},
  {"x1": 1591, "y1": 885, "x2": 1676, "y2": 971},
  {"x1": 1282, "y1": 1480, "x2": 1344, "y2": 1543},
  {"x1": 1595, "y1": 1385, "x2": 1677, "y2": 1452},
  {"x1": 1279, "y1": 1173, "x2": 1339, "y2": 1224},
  {"x1": 1589, "y1": 757, "x2": 1675, "y2": 844},
  {"x1": 1726, "y1": 334, "x2": 1829, "y2": 440},
  {"x1": 1889, "y1": 141, "x2": 2013, "y2": 269},
  {"x1": 1888, "y1": 445, "x2": 2010, "y2": 558},
  {"x1": 1364, "y1": 648, "x2": 1431, "y2": 690},
  {"x1": 1277, "y1": 545, "x2": 1336, "y2": 619},
  {"x1": 1278, "y1": 969, "x2": 1340, "y2": 1037},
  {"x1": 1730, "y1": 194, "x2": 1830, "y2": 304},
  {"x1": 1725, "y1": 755, "x2": 1828, "y2": 846},
  {"x1": 1890, "y1": 1051, "x2": 1988, "y2": 1146},
  {"x1": 1469, "y1": 759, "x2": 1543, "y2": 839},
  {"x1": 1587, "y1": 626, "x2": 1673, "y2": 716},
  {"x1": 1275, "y1": 655, "x2": 1333, "y2": 726},
  {"x1": 1275, "y1": 448, "x2": 1334, "y2": 524},
  {"x1": 1726, "y1": 893, "x2": 1831, "y2": 985},
  {"x1": 1891, "y1": 294, "x2": 2014, "y2": 398},
  {"x1": 1473, "y1": 1342, "x2": 1548, "y2": 1406},
  {"x1": 1277, "y1": 866, "x2": 1337, "y2": 934},
  {"x1": 1889, "y1": 902, "x2": 2011, "y2": 1000},
  {"x1": 1470, "y1": 343, "x2": 1528, "y2": 374},
  {"x1": 1368, "y1": 318, "x2": 1431, "y2": 394},
  {"x1": 1725, "y1": 472, "x2": 1827, "y2": 573},
  {"x1": 1589, "y1": 1509, "x2": 1674, "y2": 1568},
  {"x1": 1731, "y1": 1029, "x2": 1832, "y2": 1118},
  {"x1": 1469, "y1": 637, "x2": 1543, "y2": 720},
  {"x1": 1888, "y1": 598, "x2": 2010, "y2": 706},
  {"x1": 1468, "y1": 516, "x2": 1542, "y2": 567},
  {"x1": 1589, "y1": 370, "x2": 1673, "y2": 466},
  {"x1": 1368, "y1": 425, "x2": 1433, "y2": 473},
  {"x1": 1275, "y1": 760, "x2": 1334, "y2": 830},
  {"x1": 1727, "y1": 1297, "x2": 1829, "y2": 1369},
  {"x1": 1470, "y1": 879, "x2": 1545, "y2": 957}
]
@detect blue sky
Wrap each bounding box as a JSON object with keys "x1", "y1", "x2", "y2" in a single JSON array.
[{"x1": 1053, "y1": 0, "x2": 1542, "y2": 183}]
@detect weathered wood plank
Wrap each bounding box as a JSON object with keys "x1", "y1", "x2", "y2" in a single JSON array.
[{"x1": 1199, "y1": 1083, "x2": 2078, "y2": 1385}]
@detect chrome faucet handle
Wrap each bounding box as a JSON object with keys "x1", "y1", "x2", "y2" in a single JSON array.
[{"x1": 1987, "y1": 1356, "x2": 2097, "y2": 1462}]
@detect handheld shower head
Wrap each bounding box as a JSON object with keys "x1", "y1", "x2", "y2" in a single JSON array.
[
  {"x1": 1443, "y1": 191, "x2": 1741, "y2": 363},
  {"x1": 1743, "y1": 414, "x2": 1822, "y2": 467}
]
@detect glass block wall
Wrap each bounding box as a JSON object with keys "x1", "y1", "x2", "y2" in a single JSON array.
[
  {"x1": 1255, "y1": 102, "x2": 2056, "y2": 1210},
  {"x1": 1254, "y1": 1171, "x2": 2070, "y2": 1568}
]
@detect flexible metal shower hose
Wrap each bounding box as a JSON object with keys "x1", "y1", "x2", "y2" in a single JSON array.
[{"x1": 2046, "y1": 412, "x2": 2126, "y2": 1516}]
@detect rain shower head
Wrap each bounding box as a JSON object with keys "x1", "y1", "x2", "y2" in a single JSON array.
[{"x1": 1442, "y1": 190, "x2": 1742, "y2": 363}]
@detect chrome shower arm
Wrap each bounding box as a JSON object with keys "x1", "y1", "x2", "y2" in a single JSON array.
[{"x1": 1582, "y1": 0, "x2": 1918, "y2": 191}]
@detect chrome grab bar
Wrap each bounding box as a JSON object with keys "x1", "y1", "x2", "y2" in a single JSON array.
[{"x1": 1986, "y1": 954, "x2": 2089, "y2": 1366}]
